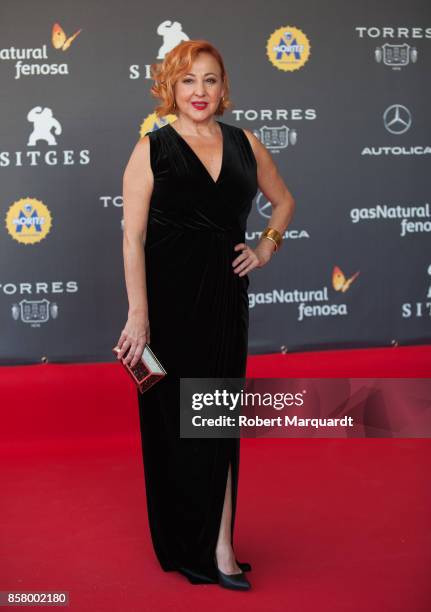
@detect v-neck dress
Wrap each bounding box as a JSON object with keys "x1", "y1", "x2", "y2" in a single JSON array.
[{"x1": 136, "y1": 119, "x2": 258, "y2": 584}]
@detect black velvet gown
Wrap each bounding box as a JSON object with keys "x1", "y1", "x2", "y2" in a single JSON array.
[{"x1": 136, "y1": 118, "x2": 257, "y2": 584}]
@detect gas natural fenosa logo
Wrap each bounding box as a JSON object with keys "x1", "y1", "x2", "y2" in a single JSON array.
[
  {"x1": 332, "y1": 266, "x2": 360, "y2": 293},
  {"x1": 51, "y1": 22, "x2": 82, "y2": 51},
  {"x1": 248, "y1": 265, "x2": 359, "y2": 319},
  {"x1": 0, "y1": 22, "x2": 82, "y2": 79}
]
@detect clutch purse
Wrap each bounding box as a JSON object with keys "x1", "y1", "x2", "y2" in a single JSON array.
[{"x1": 112, "y1": 344, "x2": 167, "y2": 393}]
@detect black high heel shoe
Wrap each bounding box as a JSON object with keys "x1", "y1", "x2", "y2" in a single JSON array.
[
  {"x1": 236, "y1": 560, "x2": 252, "y2": 572},
  {"x1": 214, "y1": 555, "x2": 251, "y2": 591}
]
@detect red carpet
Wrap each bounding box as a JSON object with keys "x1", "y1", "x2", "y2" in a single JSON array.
[{"x1": 1, "y1": 345, "x2": 430, "y2": 611}]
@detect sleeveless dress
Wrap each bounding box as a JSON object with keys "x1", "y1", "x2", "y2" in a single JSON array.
[{"x1": 136, "y1": 119, "x2": 258, "y2": 584}]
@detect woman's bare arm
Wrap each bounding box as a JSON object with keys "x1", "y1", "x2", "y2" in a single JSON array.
[
  {"x1": 243, "y1": 128, "x2": 295, "y2": 236},
  {"x1": 231, "y1": 129, "x2": 296, "y2": 276},
  {"x1": 116, "y1": 135, "x2": 154, "y2": 366}
]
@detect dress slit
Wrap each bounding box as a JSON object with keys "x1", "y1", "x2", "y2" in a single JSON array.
[{"x1": 214, "y1": 441, "x2": 239, "y2": 554}]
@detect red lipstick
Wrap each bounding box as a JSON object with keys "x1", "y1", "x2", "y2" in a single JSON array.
[{"x1": 191, "y1": 101, "x2": 208, "y2": 110}]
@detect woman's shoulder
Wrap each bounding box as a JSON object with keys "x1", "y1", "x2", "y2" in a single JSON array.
[
  {"x1": 145, "y1": 118, "x2": 253, "y2": 147},
  {"x1": 218, "y1": 119, "x2": 244, "y2": 134},
  {"x1": 219, "y1": 119, "x2": 258, "y2": 161},
  {"x1": 142, "y1": 122, "x2": 173, "y2": 160},
  {"x1": 145, "y1": 119, "x2": 243, "y2": 138},
  {"x1": 144, "y1": 122, "x2": 170, "y2": 139},
  {"x1": 219, "y1": 119, "x2": 254, "y2": 143}
]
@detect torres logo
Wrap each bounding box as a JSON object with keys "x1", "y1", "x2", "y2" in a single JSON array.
[
  {"x1": 5, "y1": 198, "x2": 53, "y2": 244},
  {"x1": 355, "y1": 26, "x2": 431, "y2": 70},
  {"x1": 266, "y1": 25, "x2": 311, "y2": 72}
]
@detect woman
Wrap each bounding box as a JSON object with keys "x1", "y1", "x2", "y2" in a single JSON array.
[{"x1": 115, "y1": 40, "x2": 295, "y2": 590}]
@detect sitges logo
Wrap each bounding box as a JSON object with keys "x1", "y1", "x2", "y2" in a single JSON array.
[
  {"x1": 129, "y1": 20, "x2": 189, "y2": 79},
  {"x1": 0, "y1": 106, "x2": 90, "y2": 168},
  {"x1": 401, "y1": 264, "x2": 431, "y2": 319},
  {"x1": 0, "y1": 22, "x2": 82, "y2": 79}
]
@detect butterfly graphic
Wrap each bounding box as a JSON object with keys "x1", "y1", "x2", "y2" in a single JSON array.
[
  {"x1": 332, "y1": 265, "x2": 360, "y2": 293},
  {"x1": 52, "y1": 23, "x2": 82, "y2": 51}
]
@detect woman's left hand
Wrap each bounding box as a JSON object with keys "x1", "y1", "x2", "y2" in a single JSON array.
[{"x1": 232, "y1": 241, "x2": 275, "y2": 277}]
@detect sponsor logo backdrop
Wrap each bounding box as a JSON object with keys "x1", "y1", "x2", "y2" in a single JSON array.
[{"x1": 1, "y1": 1, "x2": 429, "y2": 364}]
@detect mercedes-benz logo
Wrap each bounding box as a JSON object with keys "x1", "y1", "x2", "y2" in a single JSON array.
[
  {"x1": 256, "y1": 192, "x2": 272, "y2": 218},
  {"x1": 383, "y1": 104, "x2": 412, "y2": 134}
]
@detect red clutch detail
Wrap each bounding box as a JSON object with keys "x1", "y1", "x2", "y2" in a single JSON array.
[{"x1": 112, "y1": 344, "x2": 167, "y2": 393}]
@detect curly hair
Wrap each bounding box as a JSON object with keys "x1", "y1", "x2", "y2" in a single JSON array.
[{"x1": 149, "y1": 39, "x2": 232, "y2": 118}]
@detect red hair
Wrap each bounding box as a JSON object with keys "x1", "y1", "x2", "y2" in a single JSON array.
[{"x1": 149, "y1": 40, "x2": 232, "y2": 118}]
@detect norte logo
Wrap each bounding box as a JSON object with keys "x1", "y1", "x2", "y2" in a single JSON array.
[
  {"x1": 5, "y1": 197, "x2": 52, "y2": 244},
  {"x1": 266, "y1": 25, "x2": 311, "y2": 72}
]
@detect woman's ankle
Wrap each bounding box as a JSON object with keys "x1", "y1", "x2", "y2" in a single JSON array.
[{"x1": 215, "y1": 542, "x2": 233, "y2": 556}]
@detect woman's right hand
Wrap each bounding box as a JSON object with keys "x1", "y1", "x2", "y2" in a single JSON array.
[{"x1": 115, "y1": 311, "x2": 150, "y2": 368}]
